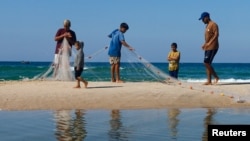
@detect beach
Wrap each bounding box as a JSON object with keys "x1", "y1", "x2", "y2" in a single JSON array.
[{"x1": 0, "y1": 80, "x2": 249, "y2": 111}]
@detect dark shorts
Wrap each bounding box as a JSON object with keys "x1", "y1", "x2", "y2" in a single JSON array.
[
  {"x1": 74, "y1": 67, "x2": 83, "y2": 79},
  {"x1": 169, "y1": 69, "x2": 179, "y2": 79},
  {"x1": 204, "y1": 49, "x2": 218, "y2": 64}
]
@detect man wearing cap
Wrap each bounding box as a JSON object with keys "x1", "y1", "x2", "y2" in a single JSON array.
[
  {"x1": 199, "y1": 12, "x2": 219, "y2": 85},
  {"x1": 108, "y1": 22, "x2": 134, "y2": 83}
]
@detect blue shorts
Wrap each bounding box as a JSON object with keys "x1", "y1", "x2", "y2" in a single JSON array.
[
  {"x1": 74, "y1": 67, "x2": 83, "y2": 79},
  {"x1": 204, "y1": 49, "x2": 218, "y2": 64}
]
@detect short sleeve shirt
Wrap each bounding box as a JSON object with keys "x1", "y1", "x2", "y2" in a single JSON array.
[
  {"x1": 205, "y1": 21, "x2": 219, "y2": 50},
  {"x1": 168, "y1": 51, "x2": 180, "y2": 71},
  {"x1": 108, "y1": 29, "x2": 125, "y2": 57}
]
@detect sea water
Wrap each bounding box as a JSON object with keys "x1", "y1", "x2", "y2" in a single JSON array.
[
  {"x1": 1, "y1": 108, "x2": 250, "y2": 141},
  {"x1": 1, "y1": 61, "x2": 250, "y2": 82}
]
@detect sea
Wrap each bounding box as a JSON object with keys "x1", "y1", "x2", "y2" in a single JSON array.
[
  {"x1": 1, "y1": 61, "x2": 250, "y2": 82},
  {"x1": 1, "y1": 61, "x2": 250, "y2": 141}
]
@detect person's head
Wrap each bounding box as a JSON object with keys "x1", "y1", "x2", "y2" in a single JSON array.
[
  {"x1": 63, "y1": 19, "x2": 71, "y2": 30},
  {"x1": 199, "y1": 12, "x2": 210, "y2": 24},
  {"x1": 74, "y1": 41, "x2": 84, "y2": 50},
  {"x1": 120, "y1": 22, "x2": 129, "y2": 33},
  {"x1": 171, "y1": 42, "x2": 177, "y2": 51}
]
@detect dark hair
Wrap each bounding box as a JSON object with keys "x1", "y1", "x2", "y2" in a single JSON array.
[
  {"x1": 75, "y1": 41, "x2": 84, "y2": 48},
  {"x1": 171, "y1": 42, "x2": 177, "y2": 48},
  {"x1": 120, "y1": 22, "x2": 129, "y2": 30}
]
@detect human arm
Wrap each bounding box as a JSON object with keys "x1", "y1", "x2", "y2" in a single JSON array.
[
  {"x1": 167, "y1": 53, "x2": 171, "y2": 61},
  {"x1": 121, "y1": 40, "x2": 134, "y2": 51},
  {"x1": 66, "y1": 31, "x2": 76, "y2": 46},
  {"x1": 54, "y1": 29, "x2": 76, "y2": 46},
  {"x1": 54, "y1": 32, "x2": 72, "y2": 41},
  {"x1": 202, "y1": 23, "x2": 219, "y2": 50},
  {"x1": 168, "y1": 52, "x2": 180, "y2": 61}
]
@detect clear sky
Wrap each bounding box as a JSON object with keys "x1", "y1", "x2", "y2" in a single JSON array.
[{"x1": 1, "y1": 0, "x2": 250, "y2": 63}]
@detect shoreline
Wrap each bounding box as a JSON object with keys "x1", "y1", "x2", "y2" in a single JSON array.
[{"x1": 0, "y1": 80, "x2": 250, "y2": 111}]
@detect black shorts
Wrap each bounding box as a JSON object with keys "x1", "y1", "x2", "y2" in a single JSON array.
[
  {"x1": 74, "y1": 67, "x2": 83, "y2": 79},
  {"x1": 204, "y1": 49, "x2": 218, "y2": 64}
]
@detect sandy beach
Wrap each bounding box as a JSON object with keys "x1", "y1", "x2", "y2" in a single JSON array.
[{"x1": 0, "y1": 80, "x2": 249, "y2": 111}]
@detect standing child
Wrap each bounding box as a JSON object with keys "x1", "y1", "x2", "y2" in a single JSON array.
[
  {"x1": 108, "y1": 22, "x2": 134, "y2": 83},
  {"x1": 167, "y1": 42, "x2": 180, "y2": 79},
  {"x1": 74, "y1": 41, "x2": 88, "y2": 88}
]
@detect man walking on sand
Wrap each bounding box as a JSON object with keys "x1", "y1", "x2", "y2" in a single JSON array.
[{"x1": 199, "y1": 12, "x2": 219, "y2": 85}]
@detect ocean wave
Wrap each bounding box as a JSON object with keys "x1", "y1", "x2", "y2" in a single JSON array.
[
  {"x1": 70, "y1": 67, "x2": 89, "y2": 71},
  {"x1": 184, "y1": 78, "x2": 250, "y2": 83},
  {"x1": 37, "y1": 66, "x2": 45, "y2": 69}
]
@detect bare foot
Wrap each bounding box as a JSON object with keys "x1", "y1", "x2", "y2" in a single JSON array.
[
  {"x1": 111, "y1": 79, "x2": 116, "y2": 82},
  {"x1": 214, "y1": 77, "x2": 219, "y2": 84},
  {"x1": 84, "y1": 81, "x2": 88, "y2": 88},
  {"x1": 116, "y1": 80, "x2": 124, "y2": 83},
  {"x1": 203, "y1": 82, "x2": 212, "y2": 85},
  {"x1": 74, "y1": 86, "x2": 81, "y2": 88}
]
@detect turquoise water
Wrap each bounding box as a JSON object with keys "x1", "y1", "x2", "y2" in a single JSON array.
[
  {"x1": 1, "y1": 108, "x2": 250, "y2": 141},
  {"x1": 1, "y1": 61, "x2": 250, "y2": 82}
]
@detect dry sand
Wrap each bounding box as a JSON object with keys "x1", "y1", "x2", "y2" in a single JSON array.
[{"x1": 0, "y1": 80, "x2": 249, "y2": 111}]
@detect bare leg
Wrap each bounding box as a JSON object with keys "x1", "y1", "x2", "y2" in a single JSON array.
[
  {"x1": 211, "y1": 67, "x2": 219, "y2": 84},
  {"x1": 80, "y1": 78, "x2": 88, "y2": 88},
  {"x1": 204, "y1": 63, "x2": 219, "y2": 85},
  {"x1": 74, "y1": 77, "x2": 88, "y2": 88},
  {"x1": 204, "y1": 63, "x2": 212, "y2": 85},
  {"x1": 74, "y1": 79, "x2": 81, "y2": 88},
  {"x1": 111, "y1": 64, "x2": 116, "y2": 82},
  {"x1": 115, "y1": 62, "x2": 123, "y2": 83}
]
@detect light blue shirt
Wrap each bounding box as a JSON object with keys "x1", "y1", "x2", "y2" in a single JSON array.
[{"x1": 108, "y1": 29, "x2": 125, "y2": 57}]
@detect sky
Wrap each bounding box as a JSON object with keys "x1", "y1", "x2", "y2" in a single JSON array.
[{"x1": 0, "y1": 0, "x2": 250, "y2": 63}]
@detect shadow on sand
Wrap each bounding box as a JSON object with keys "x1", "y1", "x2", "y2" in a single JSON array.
[
  {"x1": 87, "y1": 86, "x2": 123, "y2": 89},
  {"x1": 218, "y1": 82, "x2": 250, "y2": 85}
]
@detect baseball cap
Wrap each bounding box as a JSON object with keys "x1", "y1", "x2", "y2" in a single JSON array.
[{"x1": 199, "y1": 12, "x2": 210, "y2": 20}]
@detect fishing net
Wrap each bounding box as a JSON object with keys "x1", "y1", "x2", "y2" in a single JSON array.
[
  {"x1": 33, "y1": 41, "x2": 249, "y2": 103},
  {"x1": 33, "y1": 38, "x2": 74, "y2": 81}
]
